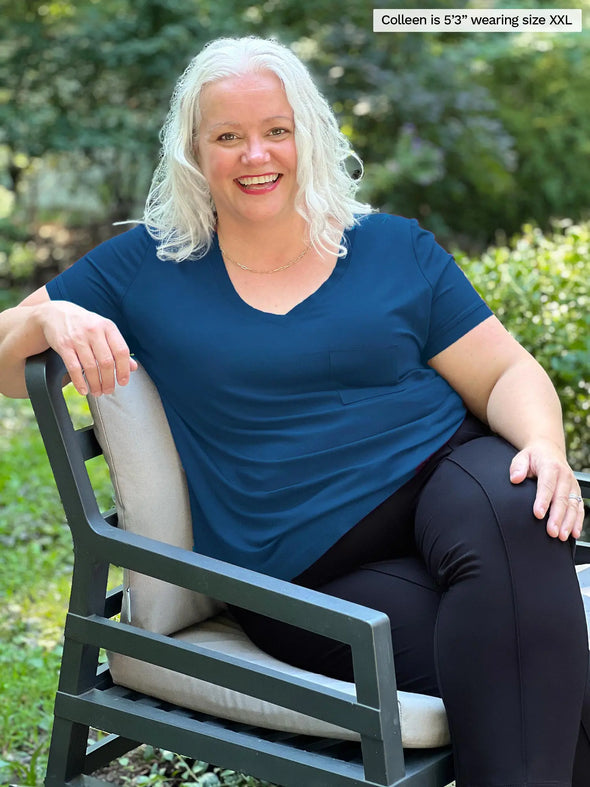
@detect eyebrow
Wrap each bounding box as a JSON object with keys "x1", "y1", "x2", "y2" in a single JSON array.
[{"x1": 206, "y1": 115, "x2": 294, "y2": 131}]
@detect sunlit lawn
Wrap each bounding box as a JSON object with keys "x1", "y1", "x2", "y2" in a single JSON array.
[{"x1": 0, "y1": 392, "x2": 77, "y2": 785}]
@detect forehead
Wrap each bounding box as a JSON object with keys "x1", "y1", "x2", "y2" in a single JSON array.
[{"x1": 198, "y1": 71, "x2": 293, "y2": 125}]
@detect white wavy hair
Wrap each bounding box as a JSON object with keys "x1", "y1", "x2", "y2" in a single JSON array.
[{"x1": 143, "y1": 36, "x2": 372, "y2": 262}]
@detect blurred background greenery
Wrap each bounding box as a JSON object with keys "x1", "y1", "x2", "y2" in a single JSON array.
[{"x1": 1, "y1": 0, "x2": 589, "y2": 784}]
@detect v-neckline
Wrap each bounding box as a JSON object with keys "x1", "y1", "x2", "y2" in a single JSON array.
[{"x1": 209, "y1": 227, "x2": 356, "y2": 320}]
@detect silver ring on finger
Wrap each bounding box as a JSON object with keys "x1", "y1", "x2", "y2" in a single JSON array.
[{"x1": 568, "y1": 493, "x2": 584, "y2": 504}]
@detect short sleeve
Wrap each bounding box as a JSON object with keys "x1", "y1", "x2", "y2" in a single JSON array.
[
  {"x1": 45, "y1": 224, "x2": 151, "y2": 333},
  {"x1": 411, "y1": 220, "x2": 492, "y2": 360}
]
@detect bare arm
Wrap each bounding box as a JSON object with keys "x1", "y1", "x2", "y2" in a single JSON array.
[
  {"x1": 0, "y1": 287, "x2": 136, "y2": 399},
  {"x1": 429, "y1": 315, "x2": 583, "y2": 541}
]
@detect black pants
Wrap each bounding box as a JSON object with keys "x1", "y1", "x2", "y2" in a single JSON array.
[{"x1": 230, "y1": 416, "x2": 590, "y2": 786}]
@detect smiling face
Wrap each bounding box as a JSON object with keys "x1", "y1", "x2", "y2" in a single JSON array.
[{"x1": 196, "y1": 70, "x2": 299, "y2": 232}]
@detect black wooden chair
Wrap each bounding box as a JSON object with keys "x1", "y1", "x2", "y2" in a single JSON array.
[{"x1": 25, "y1": 349, "x2": 590, "y2": 787}]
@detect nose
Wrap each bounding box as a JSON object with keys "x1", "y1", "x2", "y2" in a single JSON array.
[{"x1": 240, "y1": 136, "x2": 271, "y2": 166}]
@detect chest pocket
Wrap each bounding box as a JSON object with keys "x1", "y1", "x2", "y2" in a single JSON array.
[{"x1": 329, "y1": 346, "x2": 402, "y2": 404}]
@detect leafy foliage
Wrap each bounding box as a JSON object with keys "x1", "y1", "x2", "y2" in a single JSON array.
[
  {"x1": 1, "y1": 0, "x2": 221, "y2": 221},
  {"x1": 113, "y1": 747, "x2": 278, "y2": 785},
  {"x1": 2, "y1": 0, "x2": 590, "y2": 254},
  {"x1": 457, "y1": 220, "x2": 590, "y2": 469},
  {"x1": 459, "y1": 29, "x2": 590, "y2": 240}
]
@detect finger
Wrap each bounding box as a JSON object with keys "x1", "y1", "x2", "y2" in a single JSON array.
[
  {"x1": 78, "y1": 353, "x2": 104, "y2": 397},
  {"x1": 88, "y1": 339, "x2": 117, "y2": 395},
  {"x1": 510, "y1": 450, "x2": 531, "y2": 484},
  {"x1": 82, "y1": 322, "x2": 132, "y2": 395},
  {"x1": 72, "y1": 334, "x2": 109, "y2": 397},
  {"x1": 557, "y1": 495, "x2": 585, "y2": 541},
  {"x1": 573, "y1": 501, "x2": 585, "y2": 540},
  {"x1": 104, "y1": 324, "x2": 136, "y2": 387},
  {"x1": 570, "y1": 490, "x2": 586, "y2": 538},
  {"x1": 59, "y1": 347, "x2": 89, "y2": 395},
  {"x1": 532, "y1": 467, "x2": 558, "y2": 522},
  {"x1": 545, "y1": 474, "x2": 576, "y2": 538},
  {"x1": 51, "y1": 326, "x2": 103, "y2": 397},
  {"x1": 555, "y1": 496, "x2": 578, "y2": 540}
]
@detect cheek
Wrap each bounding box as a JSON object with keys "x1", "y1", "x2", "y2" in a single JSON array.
[
  {"x1": 199, "y1": 150, "x2": 233, "y2": 183},
  {"x1": 282, "y1": 140, "x2": 298, "y2": 170}
]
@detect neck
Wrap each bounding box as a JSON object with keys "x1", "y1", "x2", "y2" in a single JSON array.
[{"x1": 216, "y1": 215, "x2": 310, "y2": 263}]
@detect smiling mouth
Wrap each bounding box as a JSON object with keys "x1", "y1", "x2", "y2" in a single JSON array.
[{"x1": 236, "y1": 174, "x2": 281, "y2": 187}]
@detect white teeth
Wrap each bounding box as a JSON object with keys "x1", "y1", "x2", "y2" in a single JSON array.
[{"x1": 238, "y1": 174, "x2": 280, "y2": 186}]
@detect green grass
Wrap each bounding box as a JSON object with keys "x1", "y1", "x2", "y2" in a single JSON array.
[
  {"x1": 0, "y1": 388, "x2": 114, "y2": 785},
  {"x1": 0, "y1": 393, "x2": 73, "y2": 784}
]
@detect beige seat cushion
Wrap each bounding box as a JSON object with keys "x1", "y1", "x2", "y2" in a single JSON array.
[
  {"x1": 110, "y1": 566, "x2": 590, "y2": 749},
  {"x1": 109, "y1": 613, "x2": 451, "y2": 748}
]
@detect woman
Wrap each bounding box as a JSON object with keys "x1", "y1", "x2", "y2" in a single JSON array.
[{"x1": 0, "y1": 36, "x2": 588, "y2": 786}]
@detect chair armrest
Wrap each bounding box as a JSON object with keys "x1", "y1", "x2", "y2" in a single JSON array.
[{"x1": 106, "y1": 524, "x2": 387, "y2": 630}]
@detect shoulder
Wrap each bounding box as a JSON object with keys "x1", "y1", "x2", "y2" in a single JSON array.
[
  {"x1": 49, "y1": 224, "x2": 157, "y2": 300},
  {"x1": 352, "y1": 212, "x2": 423, "y2": 253},
  {"x1": 355, "y1": 212, "x2": 416, "y2": 236},
  {"x1": 351, "y1": 212, "x2": 427, "y2": 260},
  {"x1": 359, "y1": 212, "x2": 448, "y2": 255},
  {"x1": 350, "y1": 213, "x2": 458, "y2": 289},
  {"x1": 93, "y1": 222, "x2": 154, "y2": 258},
  {"x1": 82, "y1": 223, "x2": 157, "y2": 279}
]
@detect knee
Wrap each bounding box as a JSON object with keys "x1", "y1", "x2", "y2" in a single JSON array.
[
  {"x1": 419, "y1": 435, "x2": 538, "y2": 531},
  {"x1": 415, "y1": 437, "x2": 548, "y2": 585}
]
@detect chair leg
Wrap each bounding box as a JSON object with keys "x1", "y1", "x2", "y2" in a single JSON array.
[
  {"x1": 44, "y1": 716, "x2": 89, "y2": 787},
  {"x1": 45, "y1": 558, "x2": 112, "y2": 786}
]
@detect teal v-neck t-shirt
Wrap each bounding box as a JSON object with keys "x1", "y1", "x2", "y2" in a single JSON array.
[{"x1": 46, "y1": 213, "x2": 492, "y2": 579}]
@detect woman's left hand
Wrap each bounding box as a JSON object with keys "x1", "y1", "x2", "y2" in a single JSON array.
[
  {"x1": 509, "y1": 439, "x2": 584, "y2": 540},
  {"x1": 428, "y1": 315, "x2": 584, "y2": 540}
]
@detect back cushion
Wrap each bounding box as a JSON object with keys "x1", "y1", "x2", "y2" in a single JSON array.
[{"x1": 88, "y1": 365, "x2": 224, "y2": 635}]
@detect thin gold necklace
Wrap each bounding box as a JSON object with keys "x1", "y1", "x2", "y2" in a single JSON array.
[{"x1": 219, "y1": 241, "x2": 311, "y2": 274}]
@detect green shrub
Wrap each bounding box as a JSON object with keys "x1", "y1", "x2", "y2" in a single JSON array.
[
  {"x1": 456, "y1": 220, "x2": 590, "y2": 470},
  {"x1": 465, "y1": 31, "x2": 590, "y2": 240}
]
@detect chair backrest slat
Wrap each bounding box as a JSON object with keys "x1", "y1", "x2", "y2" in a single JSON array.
[{"x1": 77, "y1": 424, "x2": 102, "y2": 462}]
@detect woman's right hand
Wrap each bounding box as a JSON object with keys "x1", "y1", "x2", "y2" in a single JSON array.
[
  {"x1": 36, "y1": 299, "x2": 138, "y2": 396},
  {"x1": 0, "y1": 286, "x2": 137, "y2": 399}
]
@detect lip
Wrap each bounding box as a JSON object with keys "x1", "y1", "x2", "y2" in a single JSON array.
[{"x1": 234, "y1": 173, "x2": 282, "y2": 194}]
